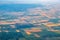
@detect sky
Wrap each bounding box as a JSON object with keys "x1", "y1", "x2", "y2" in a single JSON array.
[{"x1": 0, "y1": 0, "x2": 60, "y2": 4}]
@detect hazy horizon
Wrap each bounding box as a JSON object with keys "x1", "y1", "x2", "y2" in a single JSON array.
[{"x1": 0, "y1": 0, "x2": 60, "y2": 4}]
